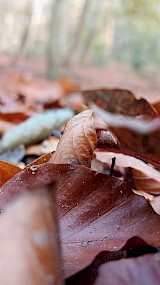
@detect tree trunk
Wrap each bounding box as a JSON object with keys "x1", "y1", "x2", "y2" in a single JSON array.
[
  {"x1": 63, "y1": 0, "x2": 92, "y2": 66},
  {"x1": 12, "y1": 4, "x2": 33, "y2": 63},
  {"x1": 47, "y1": 0, "x2": 64, "y2": 80}
]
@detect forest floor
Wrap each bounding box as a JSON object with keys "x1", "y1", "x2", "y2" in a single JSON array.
[{"x1": 0, "y1": 54, "x2": 159, "y2": 103}]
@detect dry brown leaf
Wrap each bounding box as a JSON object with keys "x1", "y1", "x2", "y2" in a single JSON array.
[
  {"x1": 132, "y1": 168, "x2": 160, "y2": 194},
  {"x1": 94, "y1": 151, "x2": 160, "y2": 193},
  {"x1": 92, "y1": 104, "x2": 160, "y2": 167},
  {"x1": 133, "y1": 190, "x2": 160, "y2": 215},
  {"x1": 59, "y1": 76, "x2": 80, "y2": 94},
  {"x1": 49, "y1": 110, "x2": 97, "y2": 167},
  {"x1": 0, "y1": 185, "x2": 62, "y2": 285},
  {"x1": 0, "y1": 160, "x2": 21, "y2": 187},
  {"x1": 26, "y1": 137, "x2": 59, "y2": 156},
  {"x1": 153, "y1": 101, "x2": 160, "y2": 116},
  {"x1": 1, "y1": 164, "x2": 160, "y2": 277},
  {"x1": 82, "y1": 88, "x2": 156, "y2": 117},
  {"x1": 94, "y1": 150, "x2": 160, "y2": 213},
  {"x1": 27, "y1": 153, "x2": 53, "y2": 167}
]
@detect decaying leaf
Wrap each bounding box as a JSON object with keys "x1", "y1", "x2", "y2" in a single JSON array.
[
  {"x1": 94, "y1": 150, "x2": 160, "y2": 213},
  {"x1": 94, "y1": 150, "x2": 160, "y2": 193},
  {"x1": 153, "y1": 101, "x2": 160, "y2": 116},
  {"x1": 92, "y1": 104, "x2": 160, "y2": 167},
  {"x1": 27, "y1": 153, "x2": 53, "y2": 167},
  {"x1": 82, "y1": 88, "x2": 156, "y2": 117},
  {"x1": 132, "y1": 168, "x2": 160, "y2": 194},
  {"x1": 49, "y1": 110, "x2": 97, "y2": 167},
  {"x1": 1, "y1": 164, "x2": 160, "y2": 278},
  {"x1": 0, "y1": 185, "x2": 62, "y2": 285},
  {"x1": 0, "y1": 109, "x2": 74, "y2": 154}
]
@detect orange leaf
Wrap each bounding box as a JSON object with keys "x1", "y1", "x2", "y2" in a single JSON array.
[
  {"x1": 49, "y1": 110, "x2": 97, "y2": 167},
  {"x1": 27, "y1": 153, "x2": 53, "y2": 167},
  {"x1": 0, "y1": 160, "x2": 21, "y2": 187}
]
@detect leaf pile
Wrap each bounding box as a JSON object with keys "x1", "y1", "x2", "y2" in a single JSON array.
[{"x1": 0, "y1": 80, "x2": 160, "y2": 284}]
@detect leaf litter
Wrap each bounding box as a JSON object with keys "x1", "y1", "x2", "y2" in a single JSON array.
[{"x1": 0, "y1": 79, "x2": 160, "y2": 284}]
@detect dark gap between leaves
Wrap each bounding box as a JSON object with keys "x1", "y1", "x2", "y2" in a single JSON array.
[{"x1": 65, "y1": 236, "x2": 158, "y2": 285}]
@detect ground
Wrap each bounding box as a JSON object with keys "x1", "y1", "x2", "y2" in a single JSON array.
[{"x1": 0, "y1": 54, "x2": 159, "y2": 103}]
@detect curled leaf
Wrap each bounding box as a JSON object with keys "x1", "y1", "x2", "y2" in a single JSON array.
[
  {"x1": 94, "y1": 150, "x2": 160, "y2": 194},
  {"x1": 82, "y1": 88, "x2": 156, "y2": 117},
  {"x1": 92, "y1": 104, "x2": 160, "y2": 167},
  {"x1": 49, "y1": 110, "x2": 97, "y2": 167}
]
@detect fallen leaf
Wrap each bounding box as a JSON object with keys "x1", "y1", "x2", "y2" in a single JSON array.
[
  {"x1": 59, "y1": 76, "x2": 80, "y2": 94},
  {"x1": 60, "y1": 92, "x2": 86, "y2": 112},
  {"x1": 0, "y1": 185, "x2": 62, "y2": 285},
  {"x1": 26, "y1": 137, "x2": 59, "y2": 156},
  {"x1": 1, "y1": 164, "x2": 160, "y2": 277},
  {"x1": 94, "y1": 150, "x2": 160, "y2": 193},
  {"x1": 153, "y1": 101, "x2": 160, "y2": 116},
  {"x1": 66, "y1": 237, "x2": 158, "y2": 285},
  {"x1": 132, "y1": 168, "x2": 160, "y2": 194},
  {"x1": 0, "y1": 112, "x2": 30, "y2": 123},
  {"x1": 4, "y1": 74, "x2": 64, "y2": 106},
  {"x1": 0, "y1": 160, "x2": 21, "y2": 187},
  {"x1": 94, "y1": 150, "x2": 160, "y2": 213},
  {"x1": 49, "y1": 110, "x2": 97, "y2": 167},
  {"x1": 82, "y1": 88, "x2": 156, "y2": 117},
  {"x1": 92, "y1": 104, "x2": 160, "y2": 167}
]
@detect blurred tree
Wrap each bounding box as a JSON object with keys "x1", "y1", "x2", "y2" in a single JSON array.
[
  {"x1": 47, "y1": 0, "x2": 64, "y2": 79},
  {"x1": 13, "y1": 2, "x2": 33, "y2": 62},
  {"x1": 0, "y1": 0, "x2": 160, "y2": 76},
  {"x1": 63, "y1": 0, "x2": 92, "y2": 66}
]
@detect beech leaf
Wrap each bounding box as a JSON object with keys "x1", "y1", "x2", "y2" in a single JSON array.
[
  {"x1": 82, "y1": 88, "x2": 156, "y2": 117},
  {"x1": 0, "y1": 160, "x2": 21, "y2": 187},
  {"x1": 1, "y1": 164, "x2": 160, "y2": 278},
  {"x1": 49, "y1": 110, "x2": 97, "y2": 167},
  {"x1": 94, "y1": 150, "x2": 160, "y2": 194},
  {"x1": 66, "y1": 237, "x2": 158, "y2": 285},
  {"x1": 92, "y1": 104, "x2": 160, "y2": 167}
]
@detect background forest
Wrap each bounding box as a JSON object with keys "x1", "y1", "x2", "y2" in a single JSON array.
[{"x1": 0, "y1": 0, "x2": 160, "y2": 78}]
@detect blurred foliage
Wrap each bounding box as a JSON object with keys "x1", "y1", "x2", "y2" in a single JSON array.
[{"x1": 0, "y1": 0, "x2": 160, "y2": 76}]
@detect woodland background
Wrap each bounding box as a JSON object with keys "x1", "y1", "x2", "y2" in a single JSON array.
[
  {"x1": 0, "y1": 0, "x2": 160, "y2": 103},
  {"x1": 0, "y1": 1, "x2": 160, "y2": 284}
]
